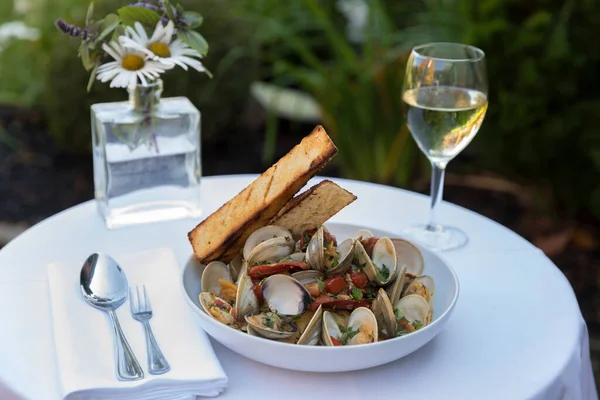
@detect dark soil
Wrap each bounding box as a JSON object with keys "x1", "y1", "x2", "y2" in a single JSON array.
[{"x1": 1, "y1": 104, "x2": 599, "y2": 384}]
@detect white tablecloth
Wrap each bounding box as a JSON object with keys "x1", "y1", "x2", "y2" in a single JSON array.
[{"x1": 0, "y1": 175, "x2": 596, "y2": 400}]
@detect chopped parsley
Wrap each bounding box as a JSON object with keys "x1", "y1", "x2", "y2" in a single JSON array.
[
  {"x1": 412, "y1": 320, "x2": 424, "y2": 330},
  {"x1": 350, "y1": 286, "x2": 363, "y2": 301},
  {"x1": 263, "y1": 317, "x2": 274, "y2": 329},
  {"x1": 317, "y1": 278, "x2": 325, "y2": 293},
  {"x1": 278, "y1": 256, "x2": 293, "y2": 262},
  {"x1": 259, "y1": 277, "x2": 268, "y2": 284},
  {"x1": 376, "y1": 263, "x2": 390, "y2": 282},
  {"x1": 339, "y1": 326, "x2": 360, "y2": 344},
  {"x1": 393, "y1": 307, "x2": 404, "y2": 321}
]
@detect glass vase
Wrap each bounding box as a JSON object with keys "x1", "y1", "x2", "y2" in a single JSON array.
[{"x1": 91, "y1": 79, "x2": 202, "y2": 229}]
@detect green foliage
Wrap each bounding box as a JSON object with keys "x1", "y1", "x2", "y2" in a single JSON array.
[
  {"x1": 236, "y1": 0, "x2": 420, "y2": 186},
  {"x1": 0, "y1": 0, "x2": 258, "y2": 153},
  {"x1": 408, "y1": 0, "x2": 600, "y2": 218}
]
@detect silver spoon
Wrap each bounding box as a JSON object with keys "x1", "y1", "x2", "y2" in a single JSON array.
[{"x1": 80, "y1": 253, "x2": 144, "y2": 381}]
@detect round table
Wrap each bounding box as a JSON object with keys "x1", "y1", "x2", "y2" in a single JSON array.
[{"x1": 0, "y1": 175, "x2": 596, "y2": 400}]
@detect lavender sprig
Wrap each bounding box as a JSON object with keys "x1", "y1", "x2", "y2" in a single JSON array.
[{"x1": 55, "y1": 19, "x2": 91, "y2": 40}]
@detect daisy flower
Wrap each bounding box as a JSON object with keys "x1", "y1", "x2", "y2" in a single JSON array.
[
  {"x1": 120, "y1": 20, "x2": 207, "y2": 73},
  {"x1": 96, "y1": 40, "x2": 170, "y2": 88}
]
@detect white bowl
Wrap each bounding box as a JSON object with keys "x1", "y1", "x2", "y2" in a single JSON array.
[{"x1": 181, "y1": 222, "x2": 459, "y2": 372}]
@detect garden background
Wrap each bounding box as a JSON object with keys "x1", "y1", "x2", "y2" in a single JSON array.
[{"x1": 0, "y1": 0, "x2": 599, "y2": 385}]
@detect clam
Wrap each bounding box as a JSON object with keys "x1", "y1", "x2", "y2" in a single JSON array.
[
  {"x1": 321, "y1": 307, "x2": 378, "y2": 346},
  {"x1": 291, "y1": 270, "x2": 325, "y2": 285},
  {"x1": 306, "y1": 226, "x2": 353, "y2": 275},
  {"x1": 245, "y1": 312, "x2": 297, "y2": 340},
  {"x1": 288, "y1": 252, "x2": 306, "y2": 262},
  {"x1": 243, "y1": 225, "x2": 293, "y2": 261},
  {"x1": 247, "y1": 237, "x2": 295, "y2": 266},
  {"x1": 395, "y1": 294, "x2": 432, "y2": 333},
  {"x1": 371, "y1": 288, "x2": 397, "y2": 339},
  {"x1": 199, "y1": 292, "x2": 238, "y2": 328},
  {"x1": 229, "y1": 253, "x2": 244, "y2": 282},
  {"x1": 403, "y1": 275, "x2": 435, "y2": 305},
  {"x1": 246, "y1": 323, "x2": 261, "y2": 337},
  {"x1": 353, "y1": 229, "x2": 373, "y2": 240},
  {"x1": 391, "y1": 238, "x2": 424, "y2": 276},
  {"x1": 296, "y1": 305, "x2": 323, "y2": 345},
  {"x1": 235, "y1": 272, "x2": 259, "y2": 322},
  {"x1": 261, "y1": 274, "x2": 311, "y2": 316},
  {"x1": 201, "y1": 261, "x2": 231, "y2": 293},
  {"x1": 354, "y1": 237, "x2": 397, "y2": 285},
  {"x1": 385, "y1": 265, "x2": 408, "y2": 306}
]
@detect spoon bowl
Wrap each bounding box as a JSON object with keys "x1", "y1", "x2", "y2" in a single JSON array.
[{"x1": 80, "y1": 253, "x2": 144, "y2": 381}]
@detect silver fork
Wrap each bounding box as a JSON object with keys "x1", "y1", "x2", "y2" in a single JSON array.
[{"x1": 129, "y1": 285, "x2": 171, "y2": 375}]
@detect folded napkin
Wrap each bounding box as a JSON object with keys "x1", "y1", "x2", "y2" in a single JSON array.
[{"x1": 47, "y1": 247, "x2": 228, "y2": 400}]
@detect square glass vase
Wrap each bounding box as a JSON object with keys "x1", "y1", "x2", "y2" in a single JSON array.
[{"x1": 91, "y1": 80, "x2": 202, "y2": 228}]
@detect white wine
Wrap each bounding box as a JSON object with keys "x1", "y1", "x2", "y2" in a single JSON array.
[{"x1": 403, "y1": 86, "x2": 488, "y2": 163}]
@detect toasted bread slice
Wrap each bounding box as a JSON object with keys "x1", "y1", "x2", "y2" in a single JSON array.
[
  {"x1": 188, "y1": 125, "x2": 337, "y2": 263},
  {"x1": 269, "y1": 180, "x2": 357, "y2": 237}
]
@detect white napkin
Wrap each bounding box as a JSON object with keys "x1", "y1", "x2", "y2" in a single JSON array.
[{"x1": 47, "y1": 247, "x2": 228, "y2": 400}]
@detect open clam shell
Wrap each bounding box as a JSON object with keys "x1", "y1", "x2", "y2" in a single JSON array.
[
  {"x1": 199, "y1": 292, "x2": 238, "y2": 328},
  {"x1": 354, "y1": 237, "x2": 397, "y2": 286},
  {"x1": 306, "y1": 225, "x2": 325, "y2": 271},
  {"x1": 391, "y1": 238, "x2": 424, "y2": 276},
  {"x1": 321, "y1": 311, "x2": 346, "y2": 346},
  {"x1": 201, "y1": 261, "x2": 232, "y2": 295},
  {"x1": 247, "y1": 236, "x2": 295, "y2": 266},
  {"x1": 371, "y1": 288, "x2": 397, "y2": 339},
  {"x1": 346, "y1": 307, "x2": 378, "y2": 345},
  {"x1": 228, "y1": 253, "x2": 243, "y2": 282},
  {"x1": 325, "y1": 238, "x2": 355, "y2": 276},
  {"x1": 245, "y1": 312, "x2": 297, "y2": 340},
  {"x1": 353, "y1": 229, "x2": 373, "y2": 240},
  {"x1": 385, "y1": 265, "x2": 408, "y2": 306},
  {"x1": 291, "y1": 270, "x2": 325, "y2": 285},
  {"x1": 288, "y1": 252, "x2": 306, "y2": 262},
  {"x1": 261, "y1": 274, "x2": 311, "y2": 316},
  {"x1": 243, "y1": 225, "x2": 293, "y2": 260},
  {"x1": 296, "y1": 305, "x2": 323, "y2": 345},
  {"x1": 395, "y1": 294, "x2": 432, "y2": 328},
  {"x1": 235, "y1": 272, "x2": 259, "y2": 322},
  {"x1": 403, "y1": 275, "x2": 435, "y2": 305}
]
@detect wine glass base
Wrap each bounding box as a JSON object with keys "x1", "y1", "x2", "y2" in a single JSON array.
[{"x1": 400, "y1": 224, "x2": 468, "y2": 252}]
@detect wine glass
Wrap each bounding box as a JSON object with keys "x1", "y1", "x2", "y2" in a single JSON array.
[{"x1": 401, "y1": 42, "x2": 488, "y2": 251}]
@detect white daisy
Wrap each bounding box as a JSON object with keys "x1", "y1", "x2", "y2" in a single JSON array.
[
  {"x1": 96, "y1": 40, "x2": 170, "y2": 88},
  {"x1": 120, "y1": 20, "x2": 207, "y2": 73}
]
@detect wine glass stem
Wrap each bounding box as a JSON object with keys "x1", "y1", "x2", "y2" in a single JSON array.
[{"x1": 427, "y1": 161, "x2": 447, "y2": 232}]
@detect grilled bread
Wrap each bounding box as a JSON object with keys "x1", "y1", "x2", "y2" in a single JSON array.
[
  {"x1": 269, "y1": 180, "x2": 357, "y2": 238},
  {"x1": 188, "y1": 125, "x2": 337, "y2": 263}
]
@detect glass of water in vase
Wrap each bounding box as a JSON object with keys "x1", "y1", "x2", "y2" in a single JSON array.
[{"x1": 401, "y1": 43, "x2": 488, "y2": 251}]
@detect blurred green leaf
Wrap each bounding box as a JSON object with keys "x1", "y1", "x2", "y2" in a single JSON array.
[
  {"x1": 86, "y1": 2, "x2": 95, "y2": 25},
  {"x1": 183, "y1": 11, "x2": 203, "y2": 28},
  {"x1": 117, "y1": 6, "x2": 160, "y2": 28},
  {"x1": 177, "y1": 29, "x2": 209, "y2": 55}
]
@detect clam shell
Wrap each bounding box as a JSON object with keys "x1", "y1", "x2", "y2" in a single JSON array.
[
  {"x1": 371, "y1": 288, "x2": 397, "y2": 339},
  {"x1": 403, "y1": 275, "x2": 435, "y2": 306},
  {"x1": 325, "y1": 238, "x2": 355, "y2": 276},
  {"x1": 235, "y1": 272, "x2": 259, "y2": 322},
  {"x1": 229, "y1": 253, "x2": 243, "y2": 282},
  {"x1": 385, "y1": 265, "x2": 408, "y2": 306},
  {"x1": 288, "y1": 252, "x2": 306, "y2": 262},
  {"x1": 396, "y1": 294, "x2": 432, "y2": 327},
  {"x1": 261, "y1": 274, "x2": 311, "y2": 316},
  {"x1": 353, "y1": 229, "x2": 373, "y2": 240},
  {"x1": 321, "y1": 310, "x2": 345, "y2": 346},
  {"x1": 354, "y1": 237, "x2": 397, "y2": 285},
  {"x1": 199, "y1": 292, "x2": 238, "y2": 328},
  {"x1": 243, "y1": 225, "x2": 293, "y2": 260},
  {"x1": 297, "y1": 305, "x2": 323, "y2": 345},
  {"x1": 391, "y1": 238, "x2": 424, "y2": 276},
  {"x1": 291, "y1": 270, "x2": 325, "y2": 285},
  {"x1": 245, "y1": 313, "x2": 297, "y2": 340},
  {"x1": 346, "y1": 307, "x2": 378, "y2": 345},
  {"x1": 246, "y1": 236, "x2": 294, "y2": 265},
  {"x1": 201, "y1": 261, "x2": 232, "y2": 295},
  {"x1": 306, "y1": 226, "x2": 324, "y2": 271}
]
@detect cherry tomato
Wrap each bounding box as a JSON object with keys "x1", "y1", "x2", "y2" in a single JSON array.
[
  {"x1": 350, "y1": 271, "x2": 368, "y2": 288},
  {"x1": 325, "y1": 275, "x2": 347, "y2": 294},
  {"x1": 361, "y1": 237, "x2": 379, "y2": 257},
  {"x1": 330, "y1": 336, "x2": 343, "y2": 346}
]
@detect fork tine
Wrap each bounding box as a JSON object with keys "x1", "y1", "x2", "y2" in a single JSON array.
[
  {"x1": 136, "y1": 285, "x2": 142, "y2": 312},
  {"x1": 143, "y1": 285, "x2": 151, "y2": 311},
  {"x1": 129, "y1": 287, "x2": 135, "y2": 314}
]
